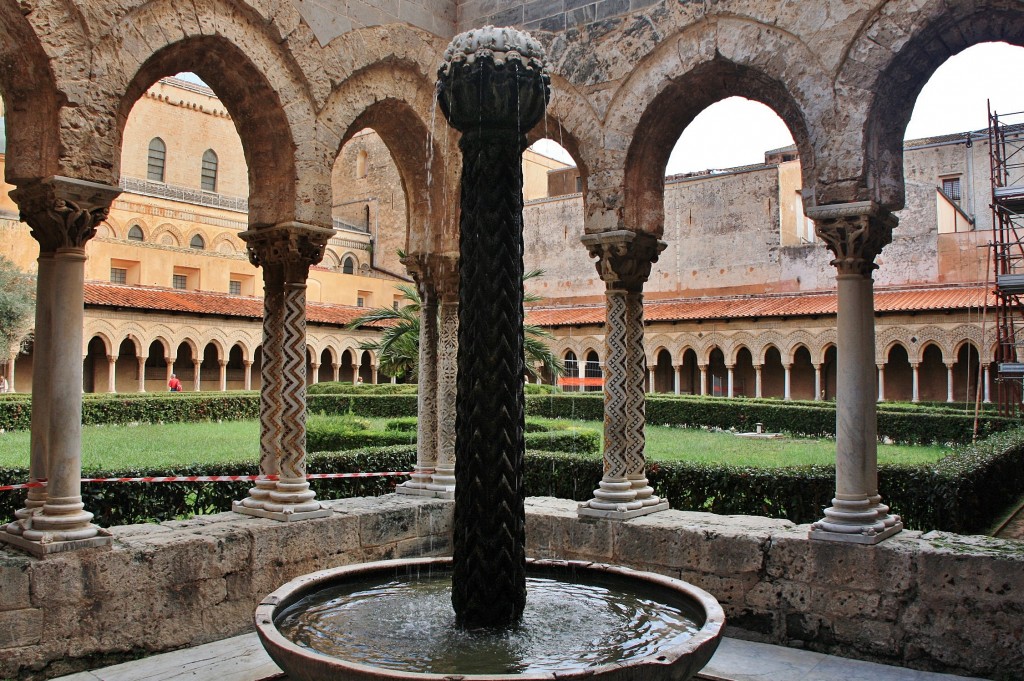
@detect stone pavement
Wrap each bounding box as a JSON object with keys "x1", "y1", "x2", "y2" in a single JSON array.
[{"x1": 54, "y1": 632, "x2": 981, "y2": 681}]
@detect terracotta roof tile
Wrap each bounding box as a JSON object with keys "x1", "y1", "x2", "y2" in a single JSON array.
[
  {"x1": 84, "y1": 282, "x2": 387, "y2": 328},
  {"x1": 525, "y1": 285, "x2": 993, "y2": 327}
]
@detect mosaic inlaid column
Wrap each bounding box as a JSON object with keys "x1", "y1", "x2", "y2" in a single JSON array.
[
  {"x1": 235, "y1": 222, "x2": 333, "y2": 521},
  {"x1": 579, "y1": 231, "x2": 667, "y2": 520},
  {"x1": 398, "y1": 255, "x2": 439, "y2": 496},
  {"x1": 430, "y1": 258, "x2": 459, "y2": 497},
  {"x1": 809, "y1": 201, "x2": 902, "y2": 544},
  {"x1": 1, "y1": 177, "x2": 120, "y2": 556}
]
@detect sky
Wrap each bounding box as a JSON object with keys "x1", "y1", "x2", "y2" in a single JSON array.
[{"x1": 530, "y1": 41, "x2": 1024, "y2": 175}]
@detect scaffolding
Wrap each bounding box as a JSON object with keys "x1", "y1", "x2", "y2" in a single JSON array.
[{"x1": 988, "y1": 104, "x2": 1024, "y2": 415}]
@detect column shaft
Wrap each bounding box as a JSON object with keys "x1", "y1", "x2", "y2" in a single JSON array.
[
  {"x1": 107, "y1": 357, "x2": 117, "y2": 393},
  {"x1": 699, "y1": 366, "x2": 707, "y2": 395},
  {"x1": 912, "y1": 364, "x2": 920, "y2": 403},
  {"x1": 673, "y1": 365, "x2": 681, "y2": 395},
  {"x1": 755, "y1": 365, "x2": 763, "y2": 398},
  {"x1": 946, "y1": 365, "x2": 955, "y2": 403},
  {"x1": 727, "y1": 365, "x2": 734, "y2": 398},
  {"x1": 192, "y1": 360, "x2": 202, "y2": 392},
  {"x1": 784, "y1": 365, "x2": 792, "y2": 400},
  {"x1": 400, "y1": 283, "x2": 438, "y2": 492},
  {"x1": 877, "y1": 365, "x2": 886, "y2": 402},
  {"x1": 430, "y1": 298, "x2": 458, "y2": 493},
  {"x1": 243, "y1": 361, "x2": 253, "y2": 391},
  {"x1": 814, "y1": 364, "x2": 822, "y2": 401},
  {"x1": 137, "y1": 357, "x2": 147, "y2": 392},
  {"x1": 983, "y1": 365, "x2": 991, "y2": 403}
]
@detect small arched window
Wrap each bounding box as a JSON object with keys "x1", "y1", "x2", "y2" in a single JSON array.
[
  {"x1": 147, "y1": 138, "x2": 166, "y2": 182},
  {"x1": 201, "y1": 149, "x2": 218, "y2": 192},
  {"x1": 190, "y1": 234, "x2": 206, "y2": 250},
  {"x1": 342, "y1": 256, "x2": 355, "y2": 275},
  {"x1": 355, "y1": 150, "x2": 368, "y2": 179},
  {"x1": 127, "y1": 225, "x2": 144, "y2": 242}
]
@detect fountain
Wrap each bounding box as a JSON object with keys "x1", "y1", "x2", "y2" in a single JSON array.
[{"x1": 255, "y1": 26, "x2": 724, "y2": 680}]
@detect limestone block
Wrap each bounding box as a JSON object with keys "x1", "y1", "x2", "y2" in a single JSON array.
[
  {"x1": 915, "y1": 532, "x2": 1024, "y2": 606},
  {"x1": 0, "y1": 555, "x2": 31, "y2": 610},
  {"x1": 831, "y1": 618, "x2": 902, "y2": 659},
  {"x1": 677, "y1": 570, "x2": 760, "y2": 610},
  {"x1": 0, "y1": 607, "x2": 43, "y2": 649},
  {"x1": 245, "y1": 513, "x2": 361, "y2": 567},
  {"x1": 526, "y1": 498, "x2": 615, "y2": 560},
  {"x1": 29, "y1": 555, "x2": 87, "y2": 607}
]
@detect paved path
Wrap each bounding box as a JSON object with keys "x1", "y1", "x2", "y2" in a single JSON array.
[{"x1": 55, "y1": 632, "x2": 980, "y2": 681}]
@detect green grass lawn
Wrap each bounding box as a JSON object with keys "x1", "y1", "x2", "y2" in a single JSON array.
[{"x1": 0, "y1": 418, "x2": 948, "y2": 470}]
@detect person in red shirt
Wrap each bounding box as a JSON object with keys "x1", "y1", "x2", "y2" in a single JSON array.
[{"x1": 168, "y1": 374, "x2": 183, "y2": 392}]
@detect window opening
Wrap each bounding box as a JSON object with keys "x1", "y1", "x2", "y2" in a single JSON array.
[
  {"x1": 127, "y1": 225, "x2": 144, "y2": 242},
  {"x1": 229, "y1": 280, "x2": 241, "y2": 295},
  {"x1": 190, "y1": 234, "x2": 206, "y2": 250},
  {"x1": 172, "y1": 274, "x2": 187, "y2": 289},
  {"x1": 147, "y1": 138, "x2": 166, "y2": 182},
  {"x1": 110, "y1": 267, "x2": 127, "y2": 285},
  {"x1": 201, "y1": 149, "x2": 218, "y2": 192}
]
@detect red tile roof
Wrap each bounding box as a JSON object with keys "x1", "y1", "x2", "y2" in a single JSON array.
[
  {"x1": 525, "y1": 284, "x2": 993, "y2": 327},
  {"x1": 84, "y1": 282, "x2": 388, "y2": 328}
]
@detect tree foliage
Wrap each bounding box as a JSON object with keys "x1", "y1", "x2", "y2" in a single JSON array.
[
  {"x1": 347, "y1": 270, "x2": 564, "y2": 381},
  {"x1": 0, "y1": 255, "x2": 34, "y2": 359}
]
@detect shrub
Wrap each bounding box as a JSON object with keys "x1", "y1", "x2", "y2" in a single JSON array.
[{"x1": 307, "y1": 381, "x2": 417, "y2": 395}]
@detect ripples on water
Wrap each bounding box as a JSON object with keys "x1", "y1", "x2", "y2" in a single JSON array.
[{"x1": 276, "y1": 573, "x2": 702, "y2": 675}]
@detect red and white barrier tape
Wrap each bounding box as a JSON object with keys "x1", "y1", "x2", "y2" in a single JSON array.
[{"x1": 0, "y1": 471, "x2": 411, "y2": 492}]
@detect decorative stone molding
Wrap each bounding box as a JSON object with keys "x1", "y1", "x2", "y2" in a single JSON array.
[
  {"x1": 241, "y1": 221, "x2": 334, "y2": 283},
  {"x1": 807, "y1": 201, "x2": 898, "y2": 276},
  {"x1": 11, "y1": 176, "x2": 121, "y2": 252},
  {"x1": 581, "y1": 230, "x2": 666, "y2": 291}
]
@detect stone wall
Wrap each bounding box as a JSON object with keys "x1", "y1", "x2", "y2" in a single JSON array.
[{"x1": 2, "y1": 496, "x2": 1021, "y2": 679}]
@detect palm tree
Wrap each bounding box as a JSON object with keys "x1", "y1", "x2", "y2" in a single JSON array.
[{"x1": 347, "y1": 270, "x2": 564, "y2": 382}]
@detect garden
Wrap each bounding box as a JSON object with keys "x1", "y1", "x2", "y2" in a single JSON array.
[{"x1": 1, "y1": 383, "x2": 1022, "y2": 535}]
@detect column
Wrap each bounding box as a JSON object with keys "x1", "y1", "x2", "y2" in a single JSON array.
[
  {"x1": 137, "y1": 356, "x2": 147, "y2": 392},
  {"x1": 219, "y1": 359, "x2": 228, "y2": 391},
  {"x1": 814, "y1": 363, "x2": 822, "y2": 401},
  {"x1": 371, "y1": 365, "x2": 378, "y2": 385},
  {"x1": 106, "y1": 356, "x2": 117, "y2": 393},
  {"x1": 699, "y1": 365, "x2": 708, "y2": 395},
  {"x1": 808, "y1": 201, "x2": 902, "y2": 544},
  {"x1": 398, "y1": 254, "x2": 439, "y2": 496},
  {"x1": 648, "y1": 367, "x2": 655, "y2": 393},
  {"x1": 783, "y1": 364, "x2": 792, "y2": 400},
  {"x1": 726, "y1": 364, "x2": 735, "y2": 398},
  {"x1": 877, "y1": 364, "x2": 886, "y2": 402},
  {"x1": 429, "y1": 258, "x2": 458, "y2": 497},
  {"x1": 310, "y1": 362, "x2": 320, "y2": 385},
  {"x1": 165, "y1": 360, "x2": 175, "y2": 388},
  {"x1": 673, "y1": 364, "x2": 681, "y2": 394},
  {"x1": 234, "y1": 222, "x2": 334, "y2": 521},
  {"x1": 946, "y1": 363, "x2": 955, "y2": 403},
  {"x1": 352, "y1": 363, "x2": 359, "y2": 383},
  {"x1": 576, "y1": 355, "x2": 585, "y2": 392},
  {"x1": 754, "y1": 364, "x2": 763, "y2": 398},
  {"x1": 6, "y1": 352, "x2": 16, "y2": 389},
  {"x1": 192, "y1": 359, "x2": 202, "y2": 392},
  {"x1": 2, "y1": 176, "x2": 120, "y2": 556},
  {"x1": 983, "y1": 364, "x2": 991, "y2": 403},
  {"x1": 243, "y1": 360, "x2": 253, "y2": 391},
  {"x1": 332, "y1": 363, "x2": 340, "y2": 382},
  {"x1": 911, "y1": 363, "x2": 920, "y2": 403},
  {"x1": 579, "y1": 231, "x2": 668, "y2": 520}
]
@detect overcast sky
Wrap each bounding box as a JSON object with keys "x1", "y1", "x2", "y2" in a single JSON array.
[{"x1": 532, "y1": 41, "x2": 1024, "y2": 175}]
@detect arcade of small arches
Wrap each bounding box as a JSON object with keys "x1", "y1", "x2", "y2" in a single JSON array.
[
  {"x1": 2, "y1": 0, "x2": 1023, "y2": 556},
  {"x1": 550, "y1": 328, "x2": 995, "y2": 404}
]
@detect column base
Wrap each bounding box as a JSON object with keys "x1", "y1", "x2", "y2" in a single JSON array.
[
  {"x1": 231, "y1": 500, "x2": 332, "y2": 522},
  {"x1": 577, "y1": 500, "x2": 669, "y2": 520},
  {"x1": 397, "y1": 486, "x2": 454, "y2": 500},
  {"x1": 0, "y1": 525, "x2": 112, "y2": 557},
  {"x1": 808, "y1": 520, "x2": 903, "y2": 545}
]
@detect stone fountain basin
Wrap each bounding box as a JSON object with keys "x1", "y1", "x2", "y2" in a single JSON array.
[{"x1": 255, "y1": 557, "x2": 725, "y2": 681}]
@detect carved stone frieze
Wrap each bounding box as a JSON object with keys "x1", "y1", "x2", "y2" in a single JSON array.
[
  {"x1": 11, "y1": 176, "x2": 121, "y2": 252},
  {"x1": 581, "y1": 230, "x2": 666, "y2": 291}
]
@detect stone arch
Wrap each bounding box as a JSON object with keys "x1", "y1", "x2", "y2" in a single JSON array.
[
  {"x1": 125, "y1": 217, "x2": 150, "y2": 242},
  {"x1": 835, "y1": 0, "x2": 1024, "y2": 208},
  {"x1": 911, "y1": 325, "x2": 951, "y2": 363},
  {"x1": 608, "y1": 17, "x2": 827, "y2": 236},
  {"x1": 211, "y1": 233, "x2": 238, "y2": 254},
  {"x1": 644, "y1": 333, "x2": 676, "y2": 366},
  {"x1": 100, "y1": 1, "x2": 321, "y2": 226},
  {"x1": 783, "y1": 331, "x2": 817, "y2": 364},
  {"x1": 524, "y1": 75, "x2": 603, "y2": 201},
  {"x1": 153, "y1": 222, "x2": 184, "y2": 248},
  {"x1": 319, "y1": 53, "x2": 454, "y2": 256},
  {"x1": 0, "y1": 2, "x2": 68, "y2": 184},
  {"x1": 876, "y1": 326, "x2": 915, "y2": 365},
  {"x1": 726, "y1": 333, "x2": 757, "y2": 365},
  {"x1": 185, "y1": 228, "x2": 210, "y2": 250},
  {"x1": 322, "y1": 249, "x2": 342, "y2": 270},
  {"x1": 83, "y1": 330, "x2": 114, "y2": 358},
  {"x1": 697, "y1": 332, "x2": 730, "y2": 365}
]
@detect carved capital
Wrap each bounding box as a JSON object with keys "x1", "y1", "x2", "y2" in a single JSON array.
[
  {"x1": 402, "y1": 252, "x2": 459, "y2": 302},
  {"x1": 240, "y1": 221, "x2": 334, "y2": 283},
  {"x1": 11, "y1": 176, "x2": 121, "y2": 252},
  {"x1": 581, "y1": 230, "x2": 666, "y2": 291},
  {"x1": 807, "y1": 201, "x2": 898, "y2": 276}
]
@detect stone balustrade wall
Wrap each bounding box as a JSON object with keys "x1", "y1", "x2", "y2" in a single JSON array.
[{"x1": 2, "y1": 495, "x2": 1021, "y2": 679}]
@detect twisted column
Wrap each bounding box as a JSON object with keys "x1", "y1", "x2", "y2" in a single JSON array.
[
  {"x1": 397, "y1": 254, "x2": 439, "y2": 495},
  {"x1": 1, "y1": 176, "x2": 119, "y2": 556},
  {"x1": 579, "y1": 231, "x2": 668, "y2": 519},
  {"x1": 234, "y1": 222, "x2": 333, "y2": 521},
  {"x1": 438, "y1": 26, "x2": 549, "y2": 629},
  {"x1": 808, "y1": 201, "x2": 902, "y2": 544}
]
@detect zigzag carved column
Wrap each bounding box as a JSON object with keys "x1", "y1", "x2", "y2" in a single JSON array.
[
  {"x1": 1, "y1": 176, "x2": 120, "y2": 557},
  {"x1": 808, "y1": 201, "x2": 902, "y2": 544},
  {"x1": 578, "y1": 231, "x2": 668, "y2": 520},
  {"x1": 430, "y1": 256, "x2": 459, "y2": 497},
  {"x1": 234, "y1": 222, "x2": 333, "y2": 522},
  {"x1": 397, "y1": 254, "x2": 440, "y2": 496},
  {"x1": 235, "y1": 261, "x2": 284, "y2": 513}
]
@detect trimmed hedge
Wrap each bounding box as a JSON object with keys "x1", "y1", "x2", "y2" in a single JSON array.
[
  {"x1": 0, "y1": 446, "x2": 418, "y2": 527},
  {"x1": 307, "y1": 381, "x2": 418, "y2": 395}
]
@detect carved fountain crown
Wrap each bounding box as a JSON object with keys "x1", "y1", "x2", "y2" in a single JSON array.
[{"x1": 436, "y1": 25, "x2": 550, "y2": 135}]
